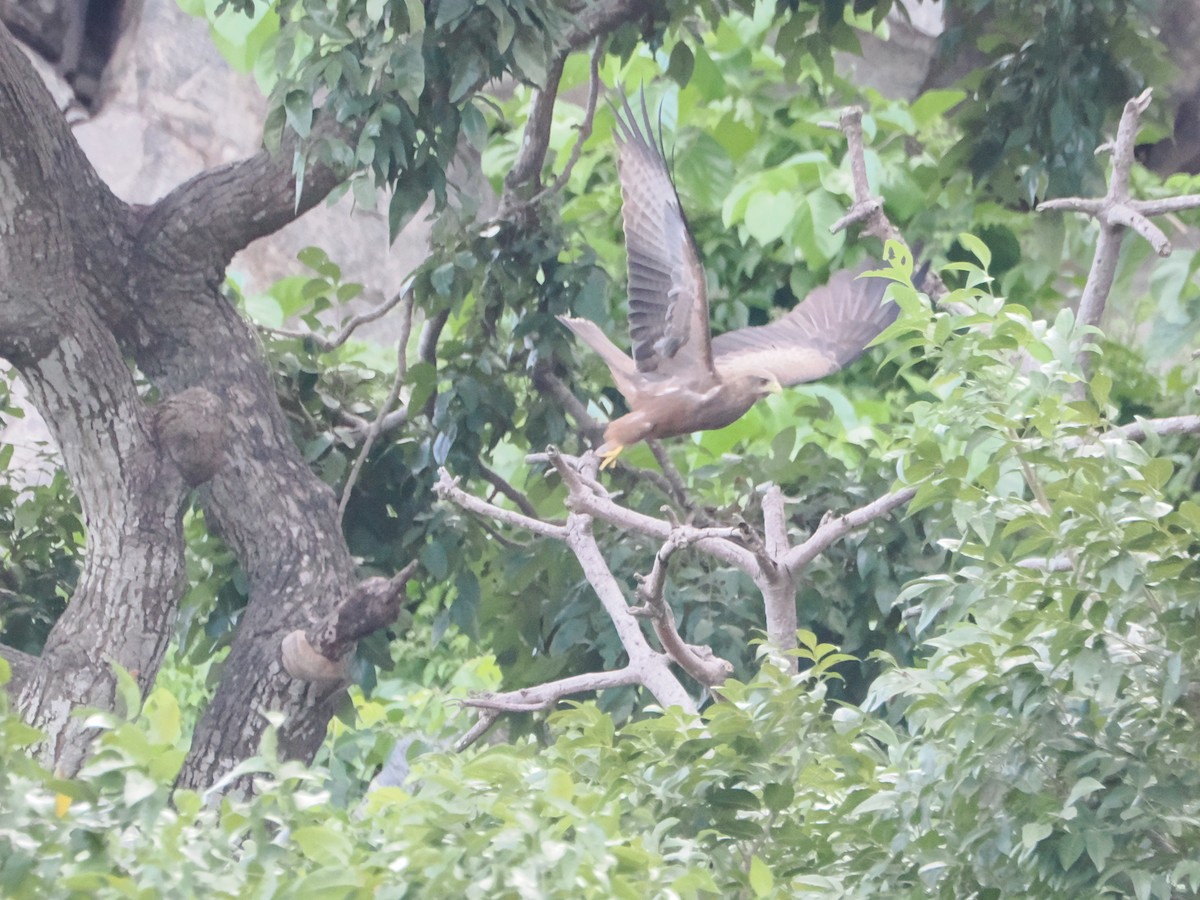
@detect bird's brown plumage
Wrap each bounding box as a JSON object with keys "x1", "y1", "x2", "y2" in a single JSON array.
[{"x1": 558, "y1": 92, "x2": 901, "y2": 468}]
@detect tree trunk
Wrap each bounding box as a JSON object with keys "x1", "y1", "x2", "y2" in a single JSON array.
[{"x1": 0, "y1": 19, "x2": 378, "y2": 789}]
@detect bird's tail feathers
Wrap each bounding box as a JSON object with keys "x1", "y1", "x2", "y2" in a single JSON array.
[{"x1": 557, "y1": 315, "x2": 639, "y2": 400}]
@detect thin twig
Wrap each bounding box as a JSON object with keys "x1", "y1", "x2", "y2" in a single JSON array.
[
  {"x1": 646, "y1": 439, "x2": 692, "y2": 509},
  {"x1": 478, "y1": 461, "x2": 542, "y2": 519},
  {"x1": 527, "y1": 39, "x2": 605, "y2": 206},
  {"x1": 338, "y1": 287, "x2": 415, "y2": 524},
  {"x1": 337, "y1": 407, "x2": 410, "y2": 442},
  {"x1": 535, "y1": 369, "x2": 606, "y2": 444},
  {"x1": 455, "y1": 709, "x2": 501, "y2": 751},
  {"x1": 262, "y1": 283, "x2": 412, "y2": 351}
]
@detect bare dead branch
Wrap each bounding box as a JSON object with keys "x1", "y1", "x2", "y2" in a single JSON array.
[
  {"x1": 1125, "y1": 195, "x2": 1200, "y2": 217},
  {"x1": 545, "y1": 448, "x2": 759, "y2": 573},
  {"x1": 826, "y1": 107, "x2": 949, "y2": 303},
  {"x1": 755, "y1": 484, "x2": 799, "y2": 661},
  {"x1": 1037, "y1": 91, "x2": 1200, "y2": 360},
  {"x1": 338, "y1": 286, "x2": 416, "y2": 523},
  {"x1": 461, "y1": 667, "x2": 641, "y2": 715},
  {"x1": 443, "y1": 443, "x2": 706, "y2": 745},
  {"x1": 826, "y1": 108, "x2": 898, "y2": 244},
  {"x1": 455, "y1": 708, "x2": 501, "y2": 751},
  {"x1": 1106, "y1": 203, "x2": 1171, "y2": 255},
  {"x1": 1064, "y1": 414, "x2": 1200, "y2": 449},
  {"x1": 436, "y1": 468, "x2": 570, "y2": 540},
  {"x1": 632, "y1": 532, "x2": 734, "y2": 687},
  {"x1": 782, "y1": 486, "x2": 918, "y2": 576},
  {"x1": 762, "y1": 484, "x2": 789, "y2": 561}
]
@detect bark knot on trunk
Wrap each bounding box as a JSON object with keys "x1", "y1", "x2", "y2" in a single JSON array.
[{"x1": 150, "y1": 387, "x2": 226, "y2": 487}]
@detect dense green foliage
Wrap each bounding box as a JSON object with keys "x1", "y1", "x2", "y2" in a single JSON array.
[
  {"x1": 941, "y1": 0, "x2": 1166, "y2": 204},
  {"x1": 6, "y1": 0, "x2": 1200, "y2": 895}
]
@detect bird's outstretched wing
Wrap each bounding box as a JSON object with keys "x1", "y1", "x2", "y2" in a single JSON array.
[
  {"x1": 711, "y1": 270, "x2": 899, "y2": 386},
  {"x1": 612, "y1": 91, "x2": 715, "y2": 380}
]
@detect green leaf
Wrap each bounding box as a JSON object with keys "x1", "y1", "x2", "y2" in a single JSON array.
[
  {"x1": 461, "y1": 102, "x2": 487, "y2": 151},
  {"x1": 1022, "y1": 822, "x2": 1052, "y2": 850},
  {"x1": 667, "y1": 42, "x2": 695, "y2": 86},
  {"x1": 957, "y1": 232, "x2": 991, "y2": 269},
  {"x1": 388, "y1": 184, "x2": 426, "y2": 242},
  {"x1": 909, "y1": 89, "x2": 967, "y2": 125},
  {"x1": 292, "y1": 825, "x2": 353, "y2": 865},
  {"x1": 434, "y1": 0, "x2": 473, "y2": 28},
  {"x1": 1090, "y1": 371, "x2": 1112, "y2": 408},
  {"x1": 284, "y1": 89, "x2": 314, "y2": 138},
  {"x1": 511, "y1": 32, "x2": 548, "y2": 86},
  {"x1": 1086, "y1": 830, "x2": 1114, "y2": 871},
  {"x1": 748, "y1": 855, "x2": 775, "y2": 897},
  {"x1": 744, "y1": 191, "x2": 794, "y2": 246},
  {"x1": 143, "y1": 689, "x2": 182, "y2": 746}
]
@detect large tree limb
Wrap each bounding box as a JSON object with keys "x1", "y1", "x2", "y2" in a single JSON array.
[{"x1": 138, "y1": 116, "x2": 354, "y2": 275}]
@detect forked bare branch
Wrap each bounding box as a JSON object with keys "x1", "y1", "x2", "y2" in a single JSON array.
[
  {"x1": 1037, "y1": 90, "x2": 1200, "y2": 386},
  {"x1": 826, "y1": 107, "x2": 948, "y2": 303}
]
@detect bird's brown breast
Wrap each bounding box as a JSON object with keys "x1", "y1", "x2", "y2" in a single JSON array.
[{"x1": 604, "y1": 379, "x2": 761, "y2": 446}]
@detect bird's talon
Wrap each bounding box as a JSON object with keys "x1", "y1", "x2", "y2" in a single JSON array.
[{"x1": 599, "y1": 445, "x2": 624, "y2": 470}]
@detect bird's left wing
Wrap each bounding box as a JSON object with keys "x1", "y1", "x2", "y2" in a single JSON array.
[
  {"x1": 711, "y1": 270, "x2": 898, "y2": 386},
  {"x1": 613, "y1": 91, "x2": 715, "y2": 380}
]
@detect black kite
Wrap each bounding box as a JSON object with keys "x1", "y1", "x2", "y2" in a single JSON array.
[{"x1": 559, "y1": 94, "x2": 900, "y2": 469}]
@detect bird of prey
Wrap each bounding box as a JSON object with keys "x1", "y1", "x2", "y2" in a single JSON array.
[{"x1": 558, "y1": 93, "x2": 901, "y2": 470}]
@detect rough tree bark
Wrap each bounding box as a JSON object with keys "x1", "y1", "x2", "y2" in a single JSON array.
[
  {"x1": 0, "y1": 0, "x2": 650, "y2": 790},
  {"x1": 0, "y1": 19, "x2": 380, "y2": 788}
]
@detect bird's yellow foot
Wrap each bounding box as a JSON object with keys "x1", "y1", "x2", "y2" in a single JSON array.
[{"x1": 598, "y1": 444, "x2": 625, "y2": 470}]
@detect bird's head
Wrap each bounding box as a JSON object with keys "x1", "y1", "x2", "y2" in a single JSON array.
[{"x1": 739, "y1": 370, "x2": 783, "y2": 401}]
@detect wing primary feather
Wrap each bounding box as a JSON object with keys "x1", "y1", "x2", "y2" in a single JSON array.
[
  {"x1": 611, "y1": 88, "x2": 715, "y2": 380},
  {"x1": 711, "y1": 269, "x2": 899, "y2": 387}
]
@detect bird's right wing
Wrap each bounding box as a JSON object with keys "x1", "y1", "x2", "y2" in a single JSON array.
[{"x1": 711, "y1": 270, "x2": 898, "y2": 386}]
